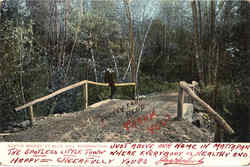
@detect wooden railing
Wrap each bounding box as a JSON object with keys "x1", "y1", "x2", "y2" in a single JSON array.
[
  {"x1": 177, "y1": 81, "x2": 234, "y2": 136},
  {"x1": 15, "y1": 80, "x2": 136, "y2": 125}
]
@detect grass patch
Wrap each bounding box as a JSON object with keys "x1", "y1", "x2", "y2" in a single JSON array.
[{"x1": 138, "y1": 75, "x2": 178, "y2": 95}]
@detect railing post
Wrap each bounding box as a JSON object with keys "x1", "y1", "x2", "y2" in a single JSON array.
[
  {"x1": 177, "y1": 85, "x2": 184, "y2": 120},
  {"x1": 83, "y1": 81, "x2": 88, "y2": 110},
  {"x1": 133, "y1": 84, "x2": 136, "y2": 99},
  {"x1": 29, "y1": 105, "x2": 34, "y2": 126},
  {"x1": 214, "y1": 123, "x2": 223, "y2": 142}
]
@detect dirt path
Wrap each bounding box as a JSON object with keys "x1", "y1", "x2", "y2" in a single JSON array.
[{"x1": 2, "y1": 92, "x2": 213, "y2": 142}]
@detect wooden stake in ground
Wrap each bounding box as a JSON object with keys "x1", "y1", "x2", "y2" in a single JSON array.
[
  {"x1": 29, "y1": 105, "x2": 34, "y2": 126},
  {"x1": 84, "y1": 82, "x2": 88, "y2": 109},
  {"x1": 177, "y1": 87, "x2": 184, "y2": 120}
]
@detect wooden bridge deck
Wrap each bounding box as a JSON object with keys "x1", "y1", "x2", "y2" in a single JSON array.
[{"x1": 2, "y1": 92, "x2": 214, "y2": 142}]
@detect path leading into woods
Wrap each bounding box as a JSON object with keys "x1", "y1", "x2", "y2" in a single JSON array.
[{"x1": 1, "y1": 92, "x2": 214, "y2": 142}]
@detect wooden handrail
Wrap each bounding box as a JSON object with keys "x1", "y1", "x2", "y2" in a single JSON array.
[
  {"x1": 178, "y1": 81, "x2": 234, "y2": 135},
  {"x1": 87, "y1": 80, "x2": 136, "y2": 87},
  {"x1": 15, "y1": 80, "x2": 136, "y2": 112},
  {"x1": 15, "y1": 80, "x2": 86, "y2": 111}
]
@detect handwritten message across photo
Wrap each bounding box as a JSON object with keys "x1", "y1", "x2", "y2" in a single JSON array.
[{"x1": 0, "y1": 142, "x2": 249, "y2": 166}]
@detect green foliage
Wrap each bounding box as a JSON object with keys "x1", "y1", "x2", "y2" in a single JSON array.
[
  {"x1": 0, "y1": 16, "x2": 49, "y2": 124},
  {"x1": 0, "y1": 0, "x2": 248, "y2": 142},
  {"x1": 87, "y1": 84, "x2": 134, "y2": 104},
  {"x1": 200, "y1": 83, "x2": 249, "y2": 141},
  {"x1": 68, "y1": 10, "x2": 122, "y2": 53},
  {"x1": 0, "y1": 20, "x2": 25, "y2": 122},
  {"x1": 138, "y1": 74, "x2": 178, "y2": 95},
  {"x1": 201, "y1": 84, "x2": 239, "y2": 107}
]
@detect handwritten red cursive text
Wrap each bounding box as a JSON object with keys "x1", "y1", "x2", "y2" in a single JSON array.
[{"x1": 156, "y1": 156, "x2": 204, "y2": 166}]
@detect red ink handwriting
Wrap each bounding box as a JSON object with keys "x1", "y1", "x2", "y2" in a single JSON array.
[
  {"x1": 123, "y1": 111, "x2": 156, "y2": 131},
  {"x1": 109, "y1": 150, "x2": 136, "y2": 156},
  {"x1": 147, "y1": 113, "x2": 171, "y2": 134},
  {"x1": 10, "y1": 157, "x2": 41, "y2": 164},
  {"x1": 195, "y1": 150, "x2": 230, "y2": 157},
  {"x1": 24, "y1": 149, "x2": 58, "y2": 155},
  {"x1": 60, "y1": 149, "x2": 82, "y2": 155},
  {"x1": 233, "y1": 152, "x2": 248, "y2": 157},
  {"x1": 40, "y1": 159, "x2": 53, "y2": 163},
  {"x1": 123, "y1": 109, "x2": 172, "y2": 135},
  {"x1": 213, "y1": 143, "x2": 250, "y2": 152},
  {"x1": 8, "y1": 148, "x2": 21, "y2": 156},
  {"x1": 106, "y1": 100, "x2": 145, "y2": 122},
  {"x1": 57, "y1": 157, "x2": 115, "y2": 164},
  {"x1": 110, "y1": 143, "x2": 128, "y2": 149},
  {"x1": 140, "y1": 150, "x2": 183, "y2": 157},
  {"x1": 156, "y1": 156, "x2": 204, "y2": 166},
  {"x1": 131, "y1": 143, "x2": 154, "y2": 149},
  {"x1": 85, "y1": 149, "x2": 106, "y2": 155},
  {"x1": 121, "y1": 158, "x2": 147, "y2": 165},
  {"x1": 158, "y1": 144, "x2": 172, "y2": 149},
  {"x1": 174, "y1": 143, "x2": 197, "y2": 150}
]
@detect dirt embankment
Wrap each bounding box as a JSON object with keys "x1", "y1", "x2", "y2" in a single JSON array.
[{"x1": 1, "y1": 92, "x2": 214, "y2": 142}]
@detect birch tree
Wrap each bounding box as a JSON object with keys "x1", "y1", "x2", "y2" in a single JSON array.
[
  {"x1": 191, "y1": 0, "x2": 222, "y2": 87},
  {"x1": 122, "y1": 0, "x2": 159, "y2": 94},
  {"x1": 122, "y1": 0, "x2": 136, "y2": 82}
]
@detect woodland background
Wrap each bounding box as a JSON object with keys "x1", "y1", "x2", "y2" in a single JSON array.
[{"x1": 0, "y1": 0, "x2": 249, "y2": 141}]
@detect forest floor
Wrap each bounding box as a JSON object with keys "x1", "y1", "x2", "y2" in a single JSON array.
[{"x1": 1, "y1": 92, "x2": 214, "y2": 142}]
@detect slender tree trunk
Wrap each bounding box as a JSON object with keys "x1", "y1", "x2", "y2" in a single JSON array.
[
  {"x1": 204, "y1": 1, "x2": 209, "y2": 35},
  {"x1": 64, "y1": 27, "x2": 79, "y2": 82},
  {"x1": 123, "y1": 0, "x2": 136, "y2": 82},
  {"x1": 123, "y1": 58, "x2": 131, "y2": 81},
  {"x1": 65, "y1": 0, "x2": 70, "y2": 40},
  {"x1": 198, "y1": 0, "x2": 202, "y2": 44},
  {"x1": 19, "y1": 30, "x2": 26, "y2": 105},
  {"x1": 85, "y1": 62, "x2": 88, "y2": 80},
  {"x1": 208, "y1": 0, "x2": 217, "y2": 85},
  {"x1": 79, "y1": 0, "x2": 83, "y2": 16},
  {"x1": 191, "y1": 0, "x2": 205, "y2": 88},
  {"x1": 90, "y1": 48, "x2": 98, "y2": 82},
  {"x1": 136, "y1": 16, "x2": 153, "y2": 89},
  {"x1": 210, "y1": 0, "x2": 215, "y2": 41},
  {"x1": 213, "y1": 44, "x2": 220, "y2": 84},
  {"x1": 240, "y1": 1, "x2": 249, "y2": 51},
  {"x1": 110, "y1": 48, "x2": 120, "y2": 80},
  {"x1": 208, "y1": 44, "x2": 212, "y2": 84}
]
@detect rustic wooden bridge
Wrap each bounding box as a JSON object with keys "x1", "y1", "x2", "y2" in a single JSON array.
[
  {"x1": 15, "y1": 80, "x2": 136, "y2": 124},
  {"x1": 15, "y1": 80, "x2": 234, "y2": 141}
]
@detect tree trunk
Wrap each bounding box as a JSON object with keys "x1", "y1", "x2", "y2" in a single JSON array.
[
  {"x1": 123, "y1": 0, "x2": 136, "y2": 83},
  {"x1": 210, "y1": 0, "x2": 216, "y2": 40},
  {"x1": 212, "y1": 42, "x2": 220, "y2": 85},
  {"x1": 110, "y1": 48, "x2": 120, "y2": 80},
  {"x1": 240, "y1": 1, "x2": 249, "y2": 51},
  {"x1": 214, "y1": 123, "x2": 222, "y2": 142},
  {"x1": 191, "y1": 0, "x2": 205, "y2": 88},
  {"x1": 197, "y1": 0, "x2": 202, "y2": 44},
  {"x1": 90, "y1": 48, "x2": 98, "y2": 82},
  {"x1": 136, "y1": 16, "x2": 153, "y2": 90},
  {"x1": 208, "y1": 0, "x2": 217, "y2": 85}
]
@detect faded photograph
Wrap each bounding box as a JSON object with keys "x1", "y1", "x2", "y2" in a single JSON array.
[{"x1": 0, "y1": 0, "x2": 249, "y2": 142}]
